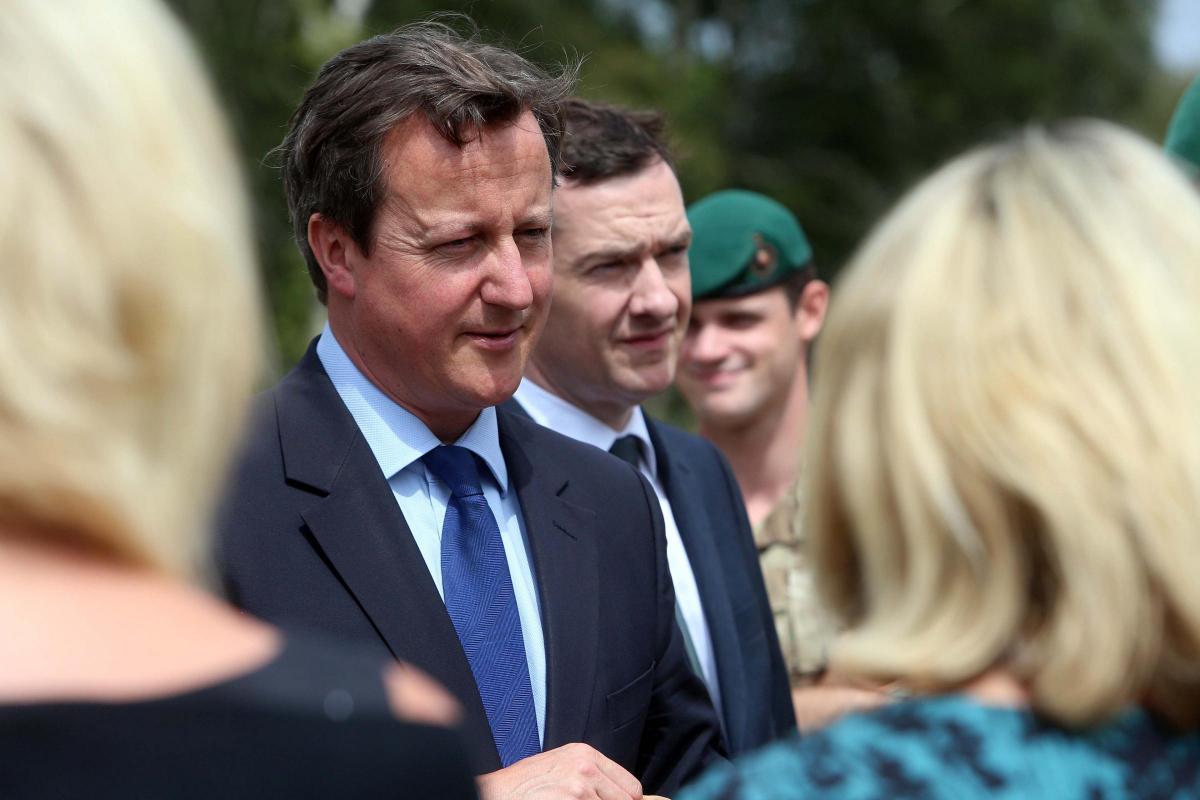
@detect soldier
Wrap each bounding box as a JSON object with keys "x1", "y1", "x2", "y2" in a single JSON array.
[{"x1": 677, "y1": 190, "x2": 887, "y2": 729}]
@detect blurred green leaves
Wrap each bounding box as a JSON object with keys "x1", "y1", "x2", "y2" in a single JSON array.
[{"x1": 167, "y1": 0, "x2": 1174, "y2": 375}]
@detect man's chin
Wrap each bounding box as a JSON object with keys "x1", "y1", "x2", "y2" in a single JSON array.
[
  {"x1": 614, "y1": 371, "x2": 673, "y2": 407},
  {"x1": 623, "y1": 351, "x2": 679, "y2": 385},
  {"x1": 469, "y1": 371, "x2": 524, "y2": 408},
  {"x1": 693, "y1": 395, "x2": 760, "y2": 430}
]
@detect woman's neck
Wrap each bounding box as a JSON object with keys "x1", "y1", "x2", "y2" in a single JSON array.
[
  {"x1": 961, "y1": 669, "x2": 1030, "y2": 708},
  {"x1": 0, "y1": 531, "x2": 276, "y2": 703}
]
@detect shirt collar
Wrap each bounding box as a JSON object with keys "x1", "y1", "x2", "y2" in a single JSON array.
[
  {"x1": 316, "y1": 324, "x2": 509, "y2": 492},
  {"x1": 513, "y1": 377, "x2": 657, "y2": 477}
]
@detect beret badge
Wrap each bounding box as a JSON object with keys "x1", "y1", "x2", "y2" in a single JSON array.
[{"x1": 750, "y1": 233, "x2": 778, "y2": 279}]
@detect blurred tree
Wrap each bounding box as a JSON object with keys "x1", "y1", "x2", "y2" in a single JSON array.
[
  {"x1": 168, "y1": 0, "x2": 1170, "y2": 389},
  {"x1": 165, "y1": 0, "x2": 359, "y2": 369},
  {"x1": 365, "y1": 0, "x2": 733, "y2": 196},
  {"x1": 671, "y1": 0, "x2": 1164, "y2": 271}
]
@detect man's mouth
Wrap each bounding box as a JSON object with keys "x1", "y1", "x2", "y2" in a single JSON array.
[
  {"x1": 621, "y1": 328, "x2": 673, "y2": 350},
  {"x1": 686, "y1": 364, "x2": 743, "y2": 387},
  {"x1": 465, "y1": 326, "x2": 522, "y2": 350}
]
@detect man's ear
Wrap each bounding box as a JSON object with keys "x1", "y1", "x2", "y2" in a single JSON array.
[
  {"x1": 307, "y1": 213, "x2": 360, "y2": 301},
  {"x1": 796, "y1": 279, "x2": 830, "y2": 342}
]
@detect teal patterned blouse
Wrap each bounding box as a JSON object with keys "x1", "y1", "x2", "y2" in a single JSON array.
[{"x1": 678, "y1": 695, "x2": 1200, "y2": 799}]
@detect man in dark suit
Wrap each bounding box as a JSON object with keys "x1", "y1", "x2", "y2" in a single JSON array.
[
  {"x1": 509, "y1": 99, "x2": 796, "y2": 755},
  {"x1": 217, "y1": 24, "x2": 722, "y2": 799}
]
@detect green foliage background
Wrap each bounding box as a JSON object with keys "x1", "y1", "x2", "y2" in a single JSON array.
[{"x1": 167, "y1": 0, "x2": 1188, "y2": 400}]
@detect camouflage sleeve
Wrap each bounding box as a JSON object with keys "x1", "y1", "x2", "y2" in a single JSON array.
[{"x1": 755, "y1": 487, "x2": 838, "y2": 685}]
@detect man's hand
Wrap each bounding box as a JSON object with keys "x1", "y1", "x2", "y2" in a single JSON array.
[{"x1": 476, "y1": 743, "x2": 645, "y2": 800}]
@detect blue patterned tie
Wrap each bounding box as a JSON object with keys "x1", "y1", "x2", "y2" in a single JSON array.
[{"x1": 422, "y1": 445, "x2": 540, "y2": 767}]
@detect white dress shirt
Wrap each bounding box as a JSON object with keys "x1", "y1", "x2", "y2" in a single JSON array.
[
  {"x1": 513, "y1": 378, "x2": 723, "y2": 717},
  {"x1": 318, "y1": 326, "x2": 546, "y2": 742}
]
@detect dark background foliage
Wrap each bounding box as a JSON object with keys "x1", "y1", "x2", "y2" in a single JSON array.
[{"x1": 167, "y1": 0, "x2": 1188, "y2": 402}]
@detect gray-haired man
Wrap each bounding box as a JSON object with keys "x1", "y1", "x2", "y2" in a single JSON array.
[{"x1": 217, "y1": 22, "x2": 723, "y2": 800}]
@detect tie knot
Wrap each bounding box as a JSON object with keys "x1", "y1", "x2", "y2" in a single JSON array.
[
  {"x1": 421, "y1": 445, "x2": 485, "y2": 498},
  {"x1": 608, "y1": 435, "x2": 643, "y2": 468}
]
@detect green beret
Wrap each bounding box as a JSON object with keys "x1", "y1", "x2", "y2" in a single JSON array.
[
  {"x1": 1166, "y1": 74, "x2": 1200, "y2": 173},
  {"x1": 687, "y1": 189, "x2": 813, "y2": 300}
]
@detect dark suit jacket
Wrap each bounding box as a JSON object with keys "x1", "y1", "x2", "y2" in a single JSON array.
[
  {"x1": 215, "y1": 343, "x2": 723, "y2": 795},
  {"x1": 644, "y1": 417, "x2": 797, "y2": 752},
  {"x1": 504, "y1": 399, "x2": 796, "y2": 754}
]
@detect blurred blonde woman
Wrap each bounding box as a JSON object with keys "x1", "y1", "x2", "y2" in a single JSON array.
[
  {"x1": 681, "y1": 119, "x2": 1200, "y2": 798},
  {"x1": 0, "y1": 1, "x2": 475, "y2": 797}
]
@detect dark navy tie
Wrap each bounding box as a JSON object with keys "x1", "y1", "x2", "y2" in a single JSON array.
[
  {"x1": 608, "y1": 434, "x2": 644, "y2": 470},
  {"x1": 607, "y1": 435, "x2": 706, "y2": 680},
  {"x1": 422, "y1": 445, "x2": 540, "y2": 767}
]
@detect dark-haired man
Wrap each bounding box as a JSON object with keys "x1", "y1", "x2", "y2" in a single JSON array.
[
  {"x1": 508, "y1": 99, "x2": 796, "y2": 755},
  {"x1": 217, "y1": 25, "x2": 721, "y2": 799},
  {"x1": 678, "y1": 189, "x2": 889, "y2": 730}
]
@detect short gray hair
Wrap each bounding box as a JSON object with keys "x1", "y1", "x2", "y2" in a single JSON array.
[{"x1": 280, "y1": 19, "x2": 576, "y2": 303}]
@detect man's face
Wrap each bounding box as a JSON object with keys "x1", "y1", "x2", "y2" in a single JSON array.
[
  {"x1": 677, "y1": 287, "x2": 809, "y2": 430},
  {"x1": 329, "y1": 112, "x2": 553, "y2": 428},
  {"x1": 529, "y1": 159, "x2": 692, "y2": 420}
]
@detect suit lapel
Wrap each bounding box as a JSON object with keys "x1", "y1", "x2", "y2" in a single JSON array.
[
  {"x1": 646, "y1": 419, "x2": 747, "y2": 746},
  {"x1": 297, "y1": 443, "x2": 481, "y2": 693},
  {"x1": 276, "y1": 345, "x2": 497, "y2": 764},
  {"x1": 499, "y1": 396, "x2": 531, "y2": 421},
  {"x1": 499, "y1": 410, "x2": 599, "y2": 750}
]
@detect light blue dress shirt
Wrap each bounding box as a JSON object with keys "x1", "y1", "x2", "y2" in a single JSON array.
[{"x1": 318, "y1": 325, "x2": 546, "y2": 742}]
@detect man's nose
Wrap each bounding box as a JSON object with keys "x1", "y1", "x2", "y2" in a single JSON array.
[
  {"x1": 627, "y1": 257, "x2": 679, "y2": 320},
  {"x1": 682, "y1": 323, "x2": 726, "y2": 365},
  {"x1": 480, "y1": 238, "x2": 534, "y2": 309}
]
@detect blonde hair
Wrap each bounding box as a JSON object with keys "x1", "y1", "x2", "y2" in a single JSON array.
[
  {"x1": 808, "y1": 120, "x2": 1200, "y2": 727},
  {"x1": 0, "y1": 0, "x2": 263, "y2": 578}
]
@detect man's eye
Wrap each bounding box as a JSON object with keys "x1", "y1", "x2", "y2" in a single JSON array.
[
  {"x1": 518, "y1": 227, "x2": 549, "y2": 240},
  {"x1": 437, "y1": 236, "x2": 475, "y2": 252},
  {"x1": 724, "y1": 315, "x2": 760, "y2": 329},
  {"x1": 658, "y1": 244, "x2": 689, "y2": 267}
]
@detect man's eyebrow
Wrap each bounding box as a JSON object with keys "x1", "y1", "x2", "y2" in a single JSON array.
[
  {"x1": 412, "y1": 211, "x2": 554, "y2": 246},
  {"x1": 665, "y1": 229, "x2": 693, "y2": 250},
  {"x1": 404, "y1": 210, "x2": 478, "y2": 242},
  {"x1": 421, "y1": 222, "x2": 475, "y2": 238},
  {"x1": 571, "y1": 228, "x2": 692, "y2": 270},
  {"x1": 572, "y1": 245, "x2": 642, "y2": 270},
  {"x1": 519, "y1": 209, "x2": 554, "y2": 228}
]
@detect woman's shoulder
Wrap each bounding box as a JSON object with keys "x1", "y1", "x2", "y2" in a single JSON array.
[
  {"x1": 679, "y1": 695, "x2": 1200, "y2": 799},
  {"x1": 680, "y1": 697, "x2": 966, "y2": 800},
  {"x1": 0, "y1": 629, "x2": 398, "y2": 727},
  {"x1": 0, "y1": 630, "x2": 476, "y2": 799},
  {"x1": 201, "y1": 627, "x2": 394, "y2": 715}
]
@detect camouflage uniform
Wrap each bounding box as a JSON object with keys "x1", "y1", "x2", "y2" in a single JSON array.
[
  {"x1": 754, "y1": 480, "x2": 837, "y2": 686},
  {"x1": 686, "y1": 189, "x2": 835, "y2": 684}
]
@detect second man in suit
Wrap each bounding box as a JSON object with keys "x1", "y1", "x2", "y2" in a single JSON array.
[{"x1": 509, "y1": 99, "x2": 796, "y2": 754}]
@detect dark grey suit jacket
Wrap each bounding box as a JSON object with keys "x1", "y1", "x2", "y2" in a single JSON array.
[
  {"x1": 504, "y1": 399, "x2": 796, "y2": 755},
  {"x1": 644, "y1": 416, "x2": 796, "y2": 751},
  {"x1": 215, "y1": 342, "x2": 724, "y2": 794}
]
